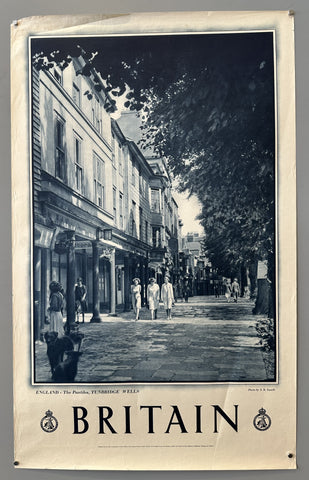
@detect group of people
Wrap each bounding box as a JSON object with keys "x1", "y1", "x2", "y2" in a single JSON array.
[
  {"x1": 224, "y1": 278, "x2": 240, "y2": 303},
  {"x1": 131, "y1": 276, "x2": 175, "y2": 321},
  {"x1": 47, "y1": 277, "x2": 87, "y2": 337},
  {"x1": 48, "y1": 275, "x2": 241, "y2": 330}
]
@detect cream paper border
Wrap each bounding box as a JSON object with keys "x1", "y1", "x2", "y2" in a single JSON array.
[{"x1": 11, "y1": 11, "x2": 296, "y2": 470}]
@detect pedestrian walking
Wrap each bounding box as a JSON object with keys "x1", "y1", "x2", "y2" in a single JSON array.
[
  {"x1": 161, "y1": 276, "x2": 174, "y2": 320},
  {"x1": 183, "y1": 279, "x2": 190, "y2": 303},
  {"x1": 147, "y1": 277, "x2": 160, "y2": 320},
  {"x1": 75, "y1": 277, "x2": 87, "y2": 323},
  {"x1": 177, "y1": 278, "x2": 184, "y2": 302},
  {"x1": 214, "y1": 281, "x2": 220, "y2": 298},
  {"x1": 48, "y1": 281, "x2": 65, "y2": 337},
  {"x1": 231, "y1": 278, "x2": 240, "y2": 302},
  {"x1": 131, "y1": 277, "x2": 142, "y2": 321},
  {"x1": 225, "y1": 279, "x2": 232, "y2": 303}
]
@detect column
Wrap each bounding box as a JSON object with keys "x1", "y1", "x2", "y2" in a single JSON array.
[
  {"x1": 33, "y1": 247, "x2": 41, "y2": 341},
  {"x1": 109, "y1": 248, "x2": 116, "y2": 316},
  {"x1": 66, "y1": 230, "x2": 76, "y2": 331},
  {"x1": 124, "y1": 253, "x2": 131, "y2": 311},
  {"x1": 91, "y1": 240, "x2": 101, "y2": 322},
  {"x1": 82, "y1": 249, "x2": 88, "y2": 286},
  {"x1": 41, "y1": 248, "x2": 48, "y2": 333},
  {"x1": 141, "y1": 259, "x2": 146, "y2": 306}
]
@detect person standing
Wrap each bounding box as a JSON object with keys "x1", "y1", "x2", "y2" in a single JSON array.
[
  {"x1": 48, "y1": 281, "x2": 65, "y2": 337},
  {"x1": 225, "y1": 279, "x2": 232, "y2": 303},
  {"x1": 231, "y1": 278, "x2": 240, "y2": 303},
  {"x1": 74, "y1": 277, "x2": 87, "y2": 323},
  {"x1": 131, "y1": 278, "x2": 142, "y2": 321},
  {"x1": 147, "y1": 278, "x2": 160, "y2": 320},
  {"x1": 183, "y1": 278, "x2": 190, "y2": 303},
  {"x1": 214, "y1": 281, "x2": 220, "y2": 298},
  {"x1": 161, "y1": 276, "x2": 174, "y2": 320}
]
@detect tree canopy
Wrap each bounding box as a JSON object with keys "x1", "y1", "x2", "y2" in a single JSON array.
[{"x1": 32, "y1": 32, "x2": 276, "y2": 278}]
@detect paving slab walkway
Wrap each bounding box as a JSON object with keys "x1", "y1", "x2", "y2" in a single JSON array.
[{"x1": 35, "y1": 296, "x2": 270, "y2": 384}]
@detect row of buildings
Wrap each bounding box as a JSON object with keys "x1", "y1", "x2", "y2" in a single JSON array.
[{"x1": 33, "y1": 56, "x2": 186, "y2": 339}]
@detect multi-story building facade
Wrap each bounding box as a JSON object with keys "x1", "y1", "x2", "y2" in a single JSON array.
[
  {"x1": 32, "y1": 59, "x2": 161, "y2": 339},
  {"x1": 118, "y1": 114, "x2": 181, "y2": 288},
  {"x1": 180, "y1": 232, "x2": 209, "y2": 296}
]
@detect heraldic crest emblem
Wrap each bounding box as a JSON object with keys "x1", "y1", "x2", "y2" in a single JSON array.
[
  {"x1": 40, "y1": 410, "x2": 58, "y2": 433},
  {"x1": 253, "y1": 407, "x2": 271, "y2": 431}
]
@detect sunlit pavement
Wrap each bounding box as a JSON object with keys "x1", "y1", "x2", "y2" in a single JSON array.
[{"x1": 35, "y1": 296, "x2": 270, "y2": 384}]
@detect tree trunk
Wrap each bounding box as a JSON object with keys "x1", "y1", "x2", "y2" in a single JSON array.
[{"x1": 252, "y1": 278, "x2": 270, "y2": 315}]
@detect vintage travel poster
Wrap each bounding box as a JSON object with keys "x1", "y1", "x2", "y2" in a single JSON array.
[{"x1": 11, "y1": 11, "x2": 297, "y2": 470}]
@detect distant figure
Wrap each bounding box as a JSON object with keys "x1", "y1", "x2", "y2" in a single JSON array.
[
  {"x1": 214, "y1": 281, "x2": 220, "y2": 298},
  {"x1": 177, "y1": 278, "x2": 184, "y2": 302},
  {"x1": 131, "y1": 278, "x2": 142, "y2": 321},
  {"x1": 231, "y1": 278, "x2": 240, "y2": 303},
  {"x1": 48, "y1": 281, "x2": 65, "y2": 337},
  {"x1": 161, "y1": 276, "x2": 174, "y2": 320},
  {"x1": 183, "y1": 279, "x2": 190, "y2": 303},
  {"x1": 75, "y1": 277, "x2": 87, "y2": 323},
  {"x1": 147, "y1": 278, "x2": 160, "y2": 320},
  {"x1": 225, "y1": 279, "x2": 232, "y2": 303},
  {"x1": 244, "y1": 285, "x2": 250, "y2": 299}
]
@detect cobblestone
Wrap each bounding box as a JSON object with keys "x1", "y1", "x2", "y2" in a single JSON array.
[{"x1": 34, "y1": 296, "x2": 273, "y2": 384}]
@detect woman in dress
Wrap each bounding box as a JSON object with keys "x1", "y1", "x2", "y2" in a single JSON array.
[
  {"x1": 161, "y1": 276, "x2": 174, "y2": 320},
  {"x1": 48, "y1": 281, "x2": 65, "y2": 337},
  {"x1": 225, "y1": 279, "x2": 232, "y2": 303},
  {"x1": 131, "y1": 278, "x2": 142, "y2": 321},
  {"x1": 147, "y1": 277, "x2": 160, "y2": 320}
]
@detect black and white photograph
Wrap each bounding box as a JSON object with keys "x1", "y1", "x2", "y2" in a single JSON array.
[
  {"x1": 31, "y1": 31, "x2": 277, "y2": 384},
  {"x1": 10, "y1": 11, "x2": 297, "y2": 471}
]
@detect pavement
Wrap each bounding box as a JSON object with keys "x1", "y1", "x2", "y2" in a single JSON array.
[{"x1": 35, "y1": 296, "x2": 272, "y2": 384}]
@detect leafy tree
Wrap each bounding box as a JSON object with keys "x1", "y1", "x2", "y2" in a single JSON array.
[{"x1": 32, "y1": 32, "x2": 276, "y2": 313}]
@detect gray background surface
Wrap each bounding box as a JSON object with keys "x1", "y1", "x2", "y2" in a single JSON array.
[{"x1": 1, "y1": 0, "x2": 307, "y2": 478}]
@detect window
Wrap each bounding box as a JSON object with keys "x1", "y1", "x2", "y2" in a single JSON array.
[
  {"x1": 53, "y1": 67, "x2": 63, "y2": 85},
  {"x1": 119, "y1": 192, "x2": 123, "y2": 229},
  {"x1": 145, "y1": 220, "x2": 148, "y2": 244},
  {"x1": 113, "y1": 187, "x2": 117, "y2": 224},
  {"x1": 55, "y1": 117, "x2": 65, "y2": 180},
  {"x1": 74, "y1": 137, "x2": 83, "y2": 193},
  {"x1": 131, "y1": 201, "x2": 136, "y2": 236},
  {"x1": 111, "y1": 133, "x2": 115, "y2": 165},
  {"x1": 118, "y1": 143, "x2": 123, "y2": 175},
  {"x1": 139, "y1": 167, "x2": 142, "y2": 191},
  {"x1": 139, "y1": 207, "x2": 143, "y2": 241},
  {"x1": 151, "y1": 189, "x2": 161, "y2": 213},
  {"x1": 92, "y1": 96, "x2": 102, "y2": 134},
  {"x1": 72, "y1": 83, "x2": 81, "y2": 107},
  {"x1": 93, "y1": 153, "x2": 105, "y2": 208},
  {"x1": 152, "y1": 227, "x2": 161, "y2": 248},
  {"x1": 132, "y1": 161, "x2": 135, "y2": 186}
]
